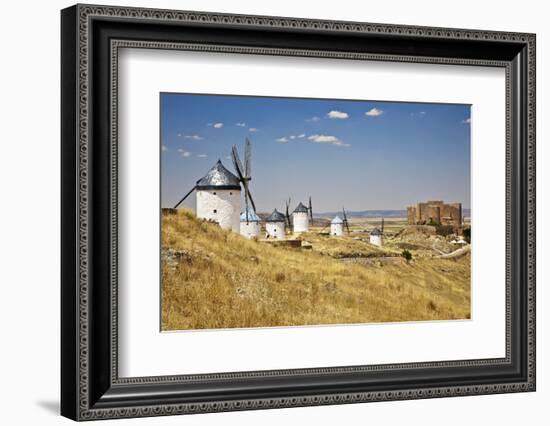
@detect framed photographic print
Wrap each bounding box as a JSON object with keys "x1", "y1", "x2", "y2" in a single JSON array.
[{"x1": 61, "y1": 4, "x2": 536, "y2": 421}]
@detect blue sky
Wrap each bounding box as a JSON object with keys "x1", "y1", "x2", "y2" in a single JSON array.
[{"x1": 161, "y1": 93, "x2": 471, "y2": 212}]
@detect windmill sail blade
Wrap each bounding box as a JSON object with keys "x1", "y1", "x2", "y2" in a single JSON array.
[
  {"x1": 242, "y1": 182, "x2": 257, "y2": 213},
  {"x1": 342, "y1": 207, "x2": 350, "y2": 233},
  {"x1": 285, "y1": 198, "x2": 291, "y2": 227},
  {"x1": 243, "y1": 190, "x2": 251, "y2": 218},
  {"x1": 231, "y1": 145, "x2": 245, "y2": 177},
  {"x1": 173, "y1": 185, "x2": 196, "y2": 208},
  {"x1": 244, "y1": 138, "x2": 251, "y2": 178},
  {"x1": 308, "y1": 196, "x2": 313, "y2": 221}
]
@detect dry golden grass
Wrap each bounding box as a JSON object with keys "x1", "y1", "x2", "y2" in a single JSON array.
[{"x1": 161, "y1": 210, "x2": 470, "y2": 331}]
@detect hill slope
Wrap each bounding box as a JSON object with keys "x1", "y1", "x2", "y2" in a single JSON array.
[{"x1": 161, "y1": 210, "x2": 470, "y2": 330}]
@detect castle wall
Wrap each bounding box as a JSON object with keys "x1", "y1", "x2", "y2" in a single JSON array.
[
  {"x1": 407, "y1": 206, "x2": 417, "y2": 225},
  {"x1": 417, "y1": 202, "x2": 428, "y2": 223},
  {"x1": 425, "y1": 205, "x2": 441, "y2": 223},
  {"x1": 196, "y1": 189, "x2": 240, "y2": 232},
  {"x1": 408, "y1": 200, "x2": 463, "y2": 226},
  {"x1": 450, "y1": 203, "x2": 463, "y2": 225},
  {"x1": 439, "y1": 204, "x2": 452, "y2": 221}
]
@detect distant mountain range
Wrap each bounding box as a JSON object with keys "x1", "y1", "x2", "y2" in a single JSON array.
[{"x1": 314, "y1": 209, "x2": 471, "y2": 219}]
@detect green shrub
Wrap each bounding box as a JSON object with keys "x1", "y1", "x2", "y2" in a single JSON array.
[{"x1": 401, "y1": 249, "x2": 412, "y2": 263}]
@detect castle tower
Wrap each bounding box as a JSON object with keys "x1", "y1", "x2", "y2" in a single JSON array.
[
  {"x1": 292, "y1": 202, "x2": 309, "y2": 233},
  {"x1": 195, "y1": 160, "x2": 241, "y2": 232}
]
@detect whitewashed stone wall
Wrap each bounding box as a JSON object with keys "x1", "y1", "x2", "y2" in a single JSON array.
[
  {"x1": 266, "y1": 222, "x2": 285, "y2": 240},
  {"x1": 330, "y1": 223, "x2": 344, "y2": 236},
  {"x1": 370, "y1": 234, "x2": 382, "y2": 246},
  {"x1": 240, "y1": 221, "x2": 261, "y2": 239},
  {"x1": 292, "y1": 212, "x2": 309, "y2": 233},
  {"x1": 196, "y1": 189, "x2": 240, "y2": 232}
]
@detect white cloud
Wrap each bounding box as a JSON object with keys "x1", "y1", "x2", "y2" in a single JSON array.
[
  {"x1": 236, "y1": 122, "x2": 246, "y2": 127},
  {"x1": 332, "y1": 141, "x2": 351, "y2": 147},
  {"x1": 177, "y1": 148, "x2": 192, "y2": 157},
  {"x1": 197, "y1": 154, "x2": 207, "y2": 158},
  {"x1": 462, "y1": 117, "x2": 471, "y2": 124},
  {"x1": 208, "y1": 122, "x2": 224, "y2": 128},
  {"x1": 289, "y1": 135, "x2": 296, "y2": 139},
  {"x1": 365, "y1": 108, "x2": 384, "y2": 117},
  {"x1": 183, "y1": 134, "x2": 204, "y2": 140},
  {"x1": 327, "y1": 110, "x2": 349, "y2": 119},
  {"x1": 420, "y1": 111, "x2": 426, "y2": 115},
  {"x1": 307, "y1": 134, "x2": 349, "y2": 147},
  {"x1": 308, "y1": 134, "x2": 338, "y2": 143},
  {"x1": 248, "y1": 128, "x2": 258, "y2": 132},
  {"x1": 306, "y1": 116, "x2": 320, "y2": 122},
  {"x1": 275, "y1": 137, "x2": 289, "y2": 143},
  {"x1": 161, "y1": 145, "x2": 168, "y2": 152},
  {"x1": 298, "y1": 134, "x2": 306, "y2": 138}
]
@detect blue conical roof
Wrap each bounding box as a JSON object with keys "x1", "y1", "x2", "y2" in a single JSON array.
[
  {"x1": 240, "y1": 210, "x2": 260, "y2": 222},
  {"x1": 331, "y1": 216, "x2": 343, "y2": 224}
]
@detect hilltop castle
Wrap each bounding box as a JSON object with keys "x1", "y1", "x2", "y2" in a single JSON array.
[{"x1": 407, "y1": 200, "x2": 462, "y2": 227}]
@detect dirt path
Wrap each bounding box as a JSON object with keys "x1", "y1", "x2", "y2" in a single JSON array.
[{"x1": 437, "y1": 245, "x2": 471, "y2": 259}]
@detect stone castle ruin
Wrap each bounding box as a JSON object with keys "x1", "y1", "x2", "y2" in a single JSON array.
[{"x1": 407, "y1": 200, "x2": 462, "y2": 227}]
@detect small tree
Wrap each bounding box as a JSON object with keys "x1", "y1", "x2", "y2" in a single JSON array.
[{"x1": 402, "y1": 249, "x2": 412, "y2": 263}]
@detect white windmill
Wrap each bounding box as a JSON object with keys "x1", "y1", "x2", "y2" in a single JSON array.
[
  {"x1": 240, "y1": 210, "x2": 261, "y2": 239},
  {"x1": 292, "y1": 202, "x2": 310, "y2": 233},
  {"x1": 265, "y1": 209, "x2": 286, "y2": 240},
  {"x1": 369, "y1": 228, "x2": 383, "y2": 246},
  {"x1": 330, "y1": 216, "x2": 344, "y2": 236},
  {"x1": 173, "y1": 139, "x2": 256, "y2": 233}
]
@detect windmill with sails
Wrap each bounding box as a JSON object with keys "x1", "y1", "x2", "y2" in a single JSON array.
[{"x1": 173, "y1": 139, "x2": 257, "y2": 233}]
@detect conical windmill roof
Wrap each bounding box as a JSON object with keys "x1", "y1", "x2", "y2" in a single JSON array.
[
  {"x1": 370, "y1": 228, "x2": 382, "y2": 236},
  {"x1": 196, "y1": 160, "x2": 241, "y2": 190},
  {"x1": 240, "y1": 209, "x2": 261, "y2": 222},
  {"x1": 293, "y1": 202, "x2": 309, "y2": 213},
  {"x1": 266, "y1": 209, "x2": 286, "y2": 222},
  {"x1": 331, "y1": 216, "x2": 344, "y2": 224}
]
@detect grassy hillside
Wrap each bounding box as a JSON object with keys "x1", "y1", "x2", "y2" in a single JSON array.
[{"x1": 161, "y1": 210, "x2": 470, "y2": 331}]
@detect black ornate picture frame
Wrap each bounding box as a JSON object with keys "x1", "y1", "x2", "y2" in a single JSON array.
[{"x1": 61, "y1": 4, "x2": 536, "y2": 421}]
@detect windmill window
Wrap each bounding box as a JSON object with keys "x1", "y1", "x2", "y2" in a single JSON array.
[
  {"x1": 213, "y1": 192, "x2": 216, "y2": 195},
  {"x1": 230, "y1": 192, "x2": 233, "y2": 195},
  {"x1": 213, "y1": 209, "x2": 217, "y2": 214}
]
